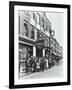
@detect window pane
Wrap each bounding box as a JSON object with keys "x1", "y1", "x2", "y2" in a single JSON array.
[
  {"x1": 24, "y1": 23, "x2": 28, "y2": 37},
  {"x1": 31, "y1": 25, "x2": 35, "y2": 39},
  {"x1": 24, "y1": 11, "x2": 29, "y2": 15},
  {"x1": 37, "y1": 13, "x2": 39, "y2": 23},
  {"x1": 33, "y1": 13, "x2": 35, "y2": 20},
  {"x1": 45, "y1": 22, "x2": 48, "y2": 30},
  {"x1": 31, "y1": 12, "x2": 35, "y2": 20},
  {"x1": 37, "y1": 30, "x2": 40, "y2": 40},
  {"x1": 40, "y1": 33, "x2": 44, "y2": 38},
  {"x1": 41, "y1": 18, "x2": 44, "y2": 27}
]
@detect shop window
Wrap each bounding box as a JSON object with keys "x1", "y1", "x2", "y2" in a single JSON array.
[
  {"x1": 31, "y1": 25, "x2": 35, "y2": 39},
  {"x1": 24, "y1": 23, "x2": 28, "y2": 37}
]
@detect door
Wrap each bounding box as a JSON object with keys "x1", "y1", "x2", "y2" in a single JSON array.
[{"x1": 36, "y1": 48, "x2": 43, "y2": 57}]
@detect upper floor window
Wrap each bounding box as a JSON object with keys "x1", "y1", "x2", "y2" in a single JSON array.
[
  {"x1": 41, "y1": 18, "x2": 44, "y2": 27},
  {"x1": 37, "y1": 30, "x2": 40, "y2": 40},
  {"x1": 49, "y1": 27, "x2": 51, "y2": 34},
  {"x1": 30, "y1": 25, "x2": 35, "y2": 39},
  {"x1": 37, "y1": 13, "x2": 40, "y2": 24},
  {"x1": 40, "y1": 33, "x2": 44, "y2": 38},
  {"x1": 33, "y1": 13, "x2": 35, "y2": 20},
  {"x1": 31, "y1": 12, "x2": 35, "y2": 20},
  {"x1": 24, "y1": 23, "x2": 28, "y2": 37},
  {"x1": 37, "y1": 30, "x2": 45, "y2": 40},
  {"x1": 24, "y1": 11, "x2": 29, "y2": 15},
  {"x1": 44, "y1": 22, "x2": 48, "y2": 30}
]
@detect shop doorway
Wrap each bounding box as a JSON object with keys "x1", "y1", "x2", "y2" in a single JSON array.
[{"x1": 36, "y1": 48, "x2": 43, "y2": 57}]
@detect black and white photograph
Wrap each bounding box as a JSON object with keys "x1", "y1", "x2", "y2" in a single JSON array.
[
  {"x1": 9, "y1": 1, "x2": 70, "y2": 88},
  {"x1": 18, "y1": 10, "x2": 63, "y2": 79}
]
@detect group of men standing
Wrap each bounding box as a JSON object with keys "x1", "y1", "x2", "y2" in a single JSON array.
[{"x1": 25, "y1": 56, "x2": 49, "y2": 73}]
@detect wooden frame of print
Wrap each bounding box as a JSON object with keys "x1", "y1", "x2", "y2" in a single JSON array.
[{"x1": 9, "y1": 1, "x2": 70, "y2": 89}]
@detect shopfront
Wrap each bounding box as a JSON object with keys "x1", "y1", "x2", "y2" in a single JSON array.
[
  {"x1": 45, "y1": 48, "x2": 50, "y2": 58},
  {"x1": 19, "y1": 43, "x2": 33, "y2": 73},
  {"x1": 19, "y1": 36, "x2": 50, "y2": 74},
  {"x1": 35, "y1": 39, "x2": 44, "y2": 57},
  {"x1": 35, "y1": 37, "x2": 50, "y2": 57}
]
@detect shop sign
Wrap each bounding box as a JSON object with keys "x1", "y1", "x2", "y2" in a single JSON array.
[
  {"x1": 44, "y1": 38, "x2": 49, "y2": 47},
  {"x1": 35, "y1": 40, "x2": 44, "y2": 49}
]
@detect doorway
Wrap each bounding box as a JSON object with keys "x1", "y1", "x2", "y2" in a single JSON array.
[{"x1": 36, "y1": 48, "x2": 43, "y2": 57}]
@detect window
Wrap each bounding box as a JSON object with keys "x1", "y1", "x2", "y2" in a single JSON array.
[
  {"x1": 24, "y1": 23, "x2": 28, "y2": 37},
  {"x1": 24, "y1": 11, "x2": 29, "y2": 15},
  {"x1": 37, "y1": 13, "x2": 40, "y2": 24},
  {"x1": 37, "y1": 30, "x2": 40, "y2": 40},
  {"x1": 40, "y1": 33, "x2": 44, "y2": 38},
  {"x1": 37, "y1": 30, "x2": 45, "y2": 40},
  {"x1": 46, "y1": 23, "x2": 48, "y2": 30},
  {"x1": 31, "y1": 12, "x2": 35, "y2": 20},
  {"x1": 44, "y1": 22, "x2": 48, "y2": 30},
  {"x1": 31, "y1": 25, "x2": 35, "y2": 39},
  {"x1": 33, "y1": 13, "x2": 35, "y2": 20},
  {"x1": 49, "y1": 26, "x2": 51, "y2": 33},
  {"x1": 41, "y1": 18, "x2": 44, "y2": 27},
  {"x1": 44, "y1": 22, "x2": 46, "y2": 30}
]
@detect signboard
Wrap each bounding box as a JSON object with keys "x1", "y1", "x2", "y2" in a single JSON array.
[
  {"x1": 35, "y1": 37, "x2": 50, "y2": 49},
  {"x1": 44, "y1": 38, "x2": 49, "y2": 47},
  {"x1": 35, "y1": 39, "x2": 44, "y2": 49}
]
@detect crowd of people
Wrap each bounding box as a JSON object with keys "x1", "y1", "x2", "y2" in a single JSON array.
[{"x1": 25, "y1": 56, "x2": 50, "y2": 73}]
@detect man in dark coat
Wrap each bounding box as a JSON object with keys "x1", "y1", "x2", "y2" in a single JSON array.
[
  {"x1": 25, "y1": 58, "x2": 29, "y2": 73},
  {"x1": 40, "y1": 57, "x2": 46, "y2": 72}
]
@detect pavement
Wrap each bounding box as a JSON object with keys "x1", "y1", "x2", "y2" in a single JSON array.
[{"x1": 19, "y1": 61, "x2": 63, "y2": 79}]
